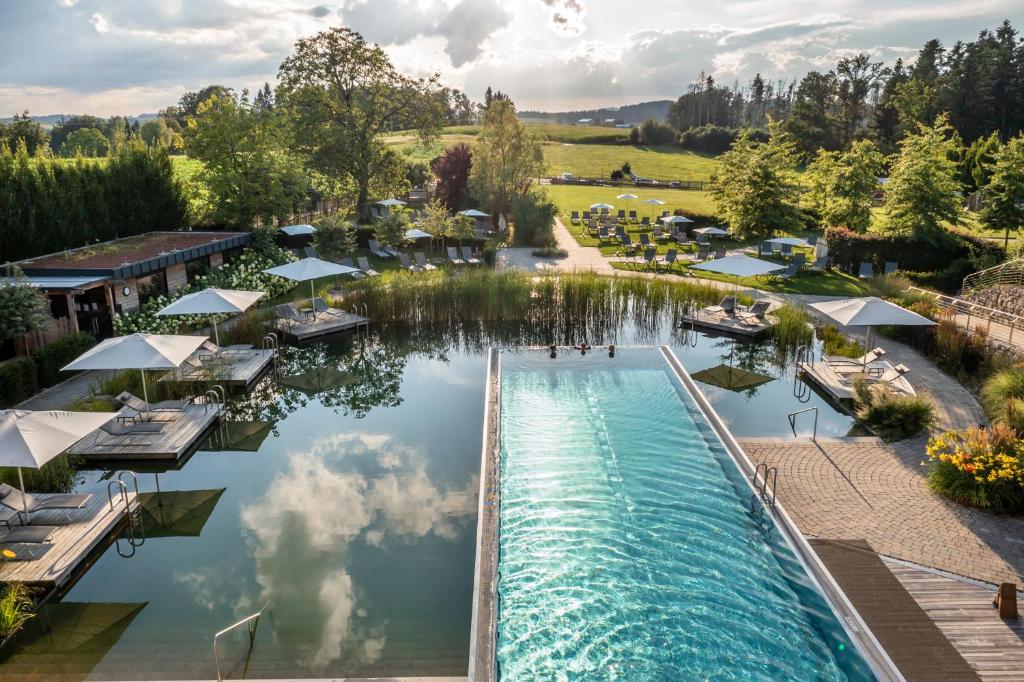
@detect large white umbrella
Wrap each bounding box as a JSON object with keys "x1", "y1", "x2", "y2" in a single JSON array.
[
  {"x1": 458, "y1": 209, "x2": 490, "y2": 218},
  {"x1": 62, "y1": 333, "x2": 207, "y2": 412},
  {"x1": 766, "y1": 237, "x2": 808, "y2": 247},
  {"x1": 590, "y1": 203, "x2": 614, "y2": 211},
  {"x1": 157, "y1": 288, "x2": 265, "y2": 347},
  {"x1": 376, "y1": 198, "x2": 406, "y2": 207},
  {"x1": 695, "y1": 226, "x2": 730, "y2": 237},
  {"x1": 810, "y1": 297, "x2": 936, "y2": 368},
  {"x1": 405, "y1": 228, "x2": 433, "y2": 240},
  {"x1": 660, "y1": 215, "x2": 693, "y2": 225},
  {"x1": 263, "y1": 258, "x2": 359, "y2": 320},
  {"x1": 643, "y1": 198, "x2": 666, "y2": 206},
  {"x1": 617, "y1": 193, "x2": 638, "y2": 216},
  {"x1": 691, "y1": 254, "x2": 787, "y2": 300},
  {"x1": 0, "y1": 410, "x2": 113, "y2": 522},
  {"x1": 278, "y1": 224, "x2": 316, "y2": 237}
]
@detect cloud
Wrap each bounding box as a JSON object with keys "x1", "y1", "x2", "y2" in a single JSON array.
[{"x1": 436, "y1": 0, "x2": 511, "y2": 67}]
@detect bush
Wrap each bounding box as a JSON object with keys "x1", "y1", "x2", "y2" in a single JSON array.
[
  {"x1": 769, "y1": 304, "x2": 813, "y2": 349},
  {"x1": 980, "y1": 367, "x2": 1024, "y2": 431},
  {"x1": 817, "y1": 325, "x2": 863, "y2": 358},
  {"x1": 853, "y1": 379, "x2": 937, "y2": 442},
  {"x1": 0, "y1": 357, "x2": 37, "y2": 407},
  {"x1": 639, "y1": 118, "x2": 677, "y2": 146},
  {"x1": 0, "y1": 584, "x2": 35, "y2": 640},
  {"x1": 678, "y1": 125, "x2": 768, "y2": 155},
  {"x1": 926, "y1": 424, "x2": 1024, "y2": 513},
  {"x1": 511, "y1": 192, "x2": 558, "y2": 247},
  {"x1": 33, "y1": 332, "x2": 97, "y2": 388}
]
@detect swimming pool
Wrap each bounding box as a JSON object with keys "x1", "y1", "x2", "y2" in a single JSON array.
[{"x1": 494, "y1": 347, "x2": 885, "y2": 680}]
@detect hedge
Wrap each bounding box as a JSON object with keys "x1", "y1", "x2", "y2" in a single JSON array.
[
  {"x1": 33, "y1": 332, "x2": 97, "y2": 388},
  {"x1": 0, "y1": 358, "x2": 37, "y2": 408},
  {"x1": 824, "y1": 227, "x2": 1004, "y2": 293}
]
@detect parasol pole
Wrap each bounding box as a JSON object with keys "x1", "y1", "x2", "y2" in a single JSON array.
[
  {"x1": 17, "y1": 467, "x2": 29, "y2": 523},
  {"x1": 141, "y1": 370, "x2": 150, "y2": 413}
]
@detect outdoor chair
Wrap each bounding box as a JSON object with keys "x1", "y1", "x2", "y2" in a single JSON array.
[
  {"x1": 368, "y1": 240, "x2": 392, "y2": 259},
  {"x1": 661, "y1": 210, "x2": 670, "y2": 218},
  {"x1": 885, "y1": 261, "x2": 899, "y2": 275},
  {"x1": 652, "y1": 227, "x2": 669, "y2": 242},
  {"x1": 600, "y1": 208, "x2": 610, "y2": 215},
  {"x1": 398, "y1": 253, "x2": 421, "y2": 272},
  {"x1": 827, "y1": 347, "x2": 887, "y2": 370},
  {"x1": 598, "y1": 227, "x2": 610, "y2": 243},
  {"x1": 620, "y1": 234, "x2": 636, "y2": 255},
  {"x1": 713, "y1": 248, "x2": 727, "y2": 260},
  {"x1": 303, "y1": 246, "x2": 318, "y2": 259},
  {"x1": 582, "y1": 211, "x2": 592, "y2": 221},
  {"x1": 340, "y1": 258, "x2": 366, "y2": 278},
  {"x1": 703, "y1": 296, "x2": 737, "y2": 317},
  {"x1": 0, "y1": 483, "x2": 92, "y2": 523},
  {"x1": 116, "y1": 392, "x2": 189, "y2": 414},
  {"x1": 414, "y1": 252, "x2": 438, "y2": 271},
  {"x1": 617, "y1": 210, "x2": 626, "y2": 220},
  {"x1": 675, "y1": 233, "x2": 690, "y2": 248},
  {"x1": 873, "y1": 364, "x2": 911, "y2": 386},
  {"x1": 615, "y1": 226, "x2": 627, "y2": 241},
  {"x1": 640, "y1": 216, "x2": 650, "y2": 227},
  {"x1": 737, "y1": 299, "x2": 772, "y2": 326},
  {"x1": 771, "y1": 242, "x2": 781, "y2": 255},
  {"x1": 656, "y1": 249, "x2": 678, "y2": 271},
  {"x1": 571, "y1": 211, "x2": 580, "y2": 224},
  {"x1": 274, "y1": 304, "x2": 308, "y2": 328},
  {"x1": 638, "y1": 233, "x2": 653, "y2": 248},
  {"x1": 356, "y1": 257, "x2": 380, "y2": 276},
  {"x1": 461, "y1": 246, "x2": 482, "y2": 265},
  {"x1": 691, "y1": 244, "x2": 711, "y2": 262},
  {"x1": 779, "y1": 243, "x2": 793, "y2": 257},
  {"x1": 758, "y1": 241, "x2": 772, "y2": 257},
  {"x1": 809, "y1": 254, "x2": 829, "y2": 272},
  {"x1": 806, "y1": 236, "x2": 818, "y2": 247},
  {"x1": 779, "y1": 253, "x2": 806, "y2": 279},
  {"x1": 628, "y1": 210, "x2": 637, "y2": 222},
  {"x1": 447, "y1": 247, "x2": 466, "y2": 265},
  {"x1": 641, "y1": 247, "x2": 657, "y2": 269},
  {"x1": 0, "y1": 525, "x2": 57, "y2": 560},
  {"x1": 858, "y1": 262, "x2": 875, "y2": 279}
]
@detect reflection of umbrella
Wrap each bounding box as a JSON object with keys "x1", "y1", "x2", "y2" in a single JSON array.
[
  {"x1": 0, "y1": 410, "x2": 113, "y2": 522},
  {"x1": 280, "y1": 367, "x2": 360, "y2": 396},
  {"x1": 691, "y1": 364, "x2": 773, "y2": 392},
  {"x1": 203, "y1": 420, "x2": 274, "y2": 452},
  {"x1": 4, "y1": 602, "x2": 146, "y2": 681},
  {"x1": 157, "y1": 288, "x2": 265, "y2": 347},
  {"x1": 810, "y1": 297, "x2": 936, "y2": 368},
  {"x1": 138, "y1": 488, "x2": 225, "y2": 538},
  {"x1": 62, "y1": 333, "x2": 207, "y2": 413}
]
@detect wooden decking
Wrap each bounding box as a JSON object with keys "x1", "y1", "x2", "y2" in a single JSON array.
[
  {"x1": 888, "y1": 560, "x2": 1024, "y2": 681},
  {"x1": 679, "y1": 310, "x2": 770, "y2": 338},
  {"x1": 159, "y1": 348, "x2": 275, "y2": 387},
  {"x1": 798, "y1": 359, "x2": 916, "y2": 402},
  {"x1": 67, "y1": 404, "x2": 221, "y2": 461},
  {"x1": 271, "y1": 309, "x2": 369, "y2": 342},
  {"x1": 0, "y1": 492, "x2": 135, "y2": 587}
]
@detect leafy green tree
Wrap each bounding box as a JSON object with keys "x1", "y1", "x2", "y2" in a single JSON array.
[
  {"x1": 59, "y1": 127, "x2": 109, "y2": 157},
  {"x1": 469, "y1": 99, "x2": 544, "y2": 220},
  {"x1": 711, "y1": 124, "x2": 802, "y2": 239},
  {"x1": 313, "y1": 214, "x2": 359, "y2": 260},
  {"x1": 419, "y1": 197, "x2": 453, "y2": 250},
  {"x1": 833, "y1": 53, "x2": 888, "y2": 146},
  {"x1": 805, "y1": 140, "x2": 884, "y2": 232},
  {"x1": 981, "y1": 134, "x2": 1024, "y2": 250},
  {"x1": 511, "y1": 191, "x2": 558, "y2": 247},
  {"x1": 374, "y1": 210, "x2": 410, "y2": 251},
  {"x1": 892, "y1": 79, "x2": 936, "y2": 140},
  {"x1": 784, "y1": 72, "x2": 841, "y2": 158},
  {"x1": 451, "y1": 214, "x2": 476, "y2": 246},
  {"x1": 884, "y1": 115, "x2": 963, "y2": 241},
  {"x1": 0, "y1": 266, "x2": 51, "y2": 342},
  {"x1": 963, "y1": 132, "x2": 1001, "y2": 191},
  {"x1": 140, "y1": 119, "x2": 177, "y2": 149},
  {"x1": 185, "y1": 92, "x2": 308, "y2": 228},
  {"x1": 277, "y1": 27, "x2": 446, "y2": 222},
  {"x1": 1, "y1": 112, "x2": 49, "y2": 155},
  {"x1": 639, "y1": 118, "x2": 677, "y2": 145}
]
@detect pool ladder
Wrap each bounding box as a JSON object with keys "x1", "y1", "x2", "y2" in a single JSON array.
[
  {"x1": 213, "y1": 600, "x2": 271, "y2": 681},
  {"x1": 793, "y1": 345, "x2": 814, "y2": 403},
  {"x1": 750, "y1": 461, "x2": 778, "y2": 511},
  {"x1": 107, "y1": 471, "x2": 145, "y2": 557}
]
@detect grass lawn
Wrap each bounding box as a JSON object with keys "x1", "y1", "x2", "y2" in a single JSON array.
[
  {"x1": 609, "y1": 260, "x2": 869, "y2": 296},
  {"x1": 542, "y1": 142, "x2": 718, "y2": 181},
  {"x1": 547, "y1": 184, "x2": 718, "y2": 223}
]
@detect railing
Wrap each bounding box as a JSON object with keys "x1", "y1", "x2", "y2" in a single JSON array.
[
  {"x1": 750, "y1": 462, "x2": 778, "y2": 509},
  {"x1": 107, "y1": 471, "x2": 144, "y2": 557},
  {"x1": 213, "y1": 600, "x2": 272, "y2": 682},
  {"x1": 788, "y1": 407, "x2": 819, "y2": 441},
  {"x1": 962, "y1": 258, "x2": 1024, "y2": 296},
  {"x1": 906, "y1": 286, "x2": 1024, "y2": 346}
]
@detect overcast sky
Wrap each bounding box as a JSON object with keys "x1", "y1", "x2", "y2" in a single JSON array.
[{"x1": 1, "y1": 0, "x2": 1021, "y2": 117}]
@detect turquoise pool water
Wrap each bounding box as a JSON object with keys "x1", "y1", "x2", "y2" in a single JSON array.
[{"x1": 497, "y1": 348, "x2": 876, "y2": 680}]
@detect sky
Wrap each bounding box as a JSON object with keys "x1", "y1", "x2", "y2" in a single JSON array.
[{"x1": 0, "y1": 0, "x2": 1021, "y2": 117}]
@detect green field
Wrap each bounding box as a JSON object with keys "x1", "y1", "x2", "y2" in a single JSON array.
[
  {"x1": 542, "y1": 142, "x2": 717, "y2": 181},
  {"x1": 546, "y1": 184, "x2": 718, "y2": 222}
]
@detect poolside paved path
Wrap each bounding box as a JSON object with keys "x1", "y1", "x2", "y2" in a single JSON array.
[{"x1": 16, "y1": 369, "x2": 114, "y2": 410}]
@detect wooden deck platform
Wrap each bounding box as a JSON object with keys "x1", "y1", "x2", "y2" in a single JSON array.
[
  {"x1": 159, "y1": 348, "x2": 275, "y2": 387},
  {"x1": 0, "y1": 492, "x2": 135, "y2": 587},
  {"x1": 679, "y1": 310, "x2": 770, "y2": 338},
  {"x1": 799, "y1": 359, "x2": 916, "y2": 402},
  {"x1": 271, "y1": 309, "x2": 369, "y2": 342},
  {"x1": 67, "y1": 404, "x2": 221, "y2": 462}
]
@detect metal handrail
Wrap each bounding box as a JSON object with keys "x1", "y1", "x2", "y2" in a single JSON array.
[
  {"x1": 213, "y1": 600, "x2": 271, "y2": 682},
  {"x1": 906, "y1": 286, "x2": 1024, "y2": 344},
  {"x1": 106, "y1": 480, "x2": 128, "y2": 512},
  {"x1": 750, "y1": 462, "x2": 778, "y2": 509},
  {"x1": 788, "y1": 407, "x2": 819, "y2": 440},
  {"x1": 962, "y1": 258, "x2": 1024, "y2": 295}
]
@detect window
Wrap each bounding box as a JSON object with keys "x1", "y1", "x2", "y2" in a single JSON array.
[
  {"x1": 186, "y1": 256, "x2": 210, "y2": 284},
  {"x1": 136, "y1": 270, "x2": 167, "y2": 306}
]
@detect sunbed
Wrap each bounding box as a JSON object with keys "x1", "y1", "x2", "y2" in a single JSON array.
[
  {"x1": 885, "y1": 262, "x2": 899, "y2": 275},
  {"x1": 447, "y1": 247, "x2": 465, "y2": 265},
  {"x1": 461, "y1": 246, "x2": 482, "y2": 265},
  {"x1": 303, "y1": 246, "x2": 318, "y2": 259},
  {"x1": 703, "y1": 296, "x2": 737, "y2": 317},
  {"x1": 713, "y1": 248, "x2": 727, "y2": 260},
  {"x1": 737, "y1": 300, "x2": 771, "y2": 326},
  {"x1": 570, "y1": 211, "x2": 580, "y2": 224},
  {"x1": 398, "y1": 253, "x2": 421, "y2": 271},
  {"x1": 0, "y1": 525, "x2": 58, "y2": 559},
  {"x1": 779, "y1": 253, "x2": 806, "y2": 279},
  {"x1": 826, "y1": 347, "x2": 887, "y2": 369},
  {"x1": 356, "y1": 257, "x2": 380, "y2": 277},
  {"x1": 0, "y1": 483, "x2": 92, "y2": 523},
  {"x1": 638, "y1": 233, "x2": 653, "y2": 249},
  {"x1": 655, "y1": 249, "x2": 678, "y2": 271},
  {"x1": 116, "y1": 392, "x2": 189, "y2": 414},
  {"x1": 640, "y1": 216, "x2": 650, "y2": 227},
  {"x1": 368, "y1": 239, "x2": 393, "y2": 259},
  {"x1": 340, "y1": 258, "x2": 367, "y2": 279},
  {"x1": 858, "y1": 262, "x2": 874, "y2": 279},
  {"x1": 414, "y1": 252, "x2": 438, "y2": 271},
  {"x1": 691, "y1": 244, "x2": 710, "y2": 262},
  {"x1": 274, "y1": 303, "x2": 308, "y2": 328},
  {"x1": 628, "y1": 210, "x2": 637, "y2": 222}
]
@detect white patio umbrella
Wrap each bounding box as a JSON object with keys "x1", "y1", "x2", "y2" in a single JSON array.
[
  {"x1": 156, "y1": 288, "x2": 265, "y2": 347},
  {"x1": 810, "y1": 297, "x2": 936, "y2": 368},
  {"x1": 278, "y1": 224, "x2": 316, "y2": 237},
  {"x1": 263, "y1": 258, "x2": 359, "y2": 321},
  {"x1": 376, "y1": 198, "x2": 407, "y2": 207},
  {"x1": 690, "y1": 254, "x2": 786, "y2": 300},
  {"x1": 62, "y1": 333, "x2": 208, "y2": 413},
  {"x1": 405, "y1": 228, "x2": 433, "y2": 240},
  {"x1": 590, "y1": 203, "x2": 614, "y2": 211},
  {"x1": 617, "y1": 193, "x2": 638, "y2": 216},
  {"x1": 766, "y1": 236, "x2": 808, "y2": 247},
  {"x1": 0, "y1": 410, "x2": 113, "y2": 522},
  {"x1": 458, "y1": 209, "x2": 490, "y2": 218},
  {"x1": 694, "y1": 226, "x2": 730, "y2": 237},
  {"x1": 642, "y1": 198, "x2": 666, "y2": 219},
  {"x1": 660, "y1": 215, "x2": 693, "y2": 225}
]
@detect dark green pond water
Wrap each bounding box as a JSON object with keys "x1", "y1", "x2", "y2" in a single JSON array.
[{"x1": 0, "y1": 320, "x2": 853, "y2": 680}]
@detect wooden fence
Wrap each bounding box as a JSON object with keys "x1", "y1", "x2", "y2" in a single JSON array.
[{"x1": 14, "y1": 317, "x2": 76, "y2": 356}]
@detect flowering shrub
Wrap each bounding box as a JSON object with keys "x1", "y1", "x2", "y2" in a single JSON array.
[
  {"x1": 926, "y1": 424, "x2": 1024, "y2": 513},
  {"x1": 113, "y1": 237, "x2": 296, "y2": 335}
]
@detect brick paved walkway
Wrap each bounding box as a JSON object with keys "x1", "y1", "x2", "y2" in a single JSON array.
[{"x1": 740, "y1": 436, "x2": 1024, "y2": 586}]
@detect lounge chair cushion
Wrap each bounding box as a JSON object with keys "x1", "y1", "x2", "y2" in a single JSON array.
[{"x1": 0, "y1": 484, "x2": 91, "y2": 514}]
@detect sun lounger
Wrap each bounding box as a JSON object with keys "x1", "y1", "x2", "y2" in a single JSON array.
[
  {"x1": 736, "y1": 299, "x2": 771, "y2": 326},
  {"x1": 780, "y1": 243, "x2": 793, "y2": 257},
  {"x1": 447, "y1": 247, "x2": 465, "y2": 265},
  {"x1": 368, "y1": 239, "x2": 393, "y2": 259},
  {"x1": 884, "y1": 261, "x2": 898, "y2": 275},
  {"x1": 858, "y1": 262, "x2": 874, "y2": 279},
  {"x1": 703, "y1": 296, "x2": 737, "y2": 317},
  {"x1": 414, "y1": 252, "x2": 438, "y2": 271},
  {"x1": 652, "y1": 227, "x2": 668, "y2": 242},
  {"x1": 641, "y1": 247, "x2": 657, "y2": 269},
  {"x1": 617, "y1": 210, "x2": 626, "y2": 220},
  {"x1": 274, "y1": 303, "x2": 308, "y2": 328},
  {"x1": 570, "y1": 211, "x2": 580, "y2": 224},
  {"x1": 691, "y1": 244, "x2": 710, "y2": 262},
  {"x1": 461, "y1": 246, "x2": 482, "y2": 265},
  {"x1": 640, "y1": 216, "x2": 650, "y2": 227},
  {"x1": 809, "y1": 253, "x2": 829, "y2": 272},
  {"x1": 620, "y1": 234, "x2": 635, "y2": 254},
  {"x1": 806, "y1": 236, "x2": 818, "y2": 247},
  {"x1": 0, "y1": 483, "x2": 92, "y2": 523},
  {"x1": 356, "y1": 257, "x2": 380, "y2": 277},
  {"x1": 638, "y1": 232, "x2": 653, "y2": 249},
  {"x1": 826, "y1": 347, "x2": 887, "y2": 368},
  {"x1": 675, "y1": 233, "x2": 690, "y2": 248},
  {"x1": 0, "y1": 525, "x2": 58, "y2": 559},
  {"x1": 779, "y1": 253, "x2": 806, "y2": 279},
  {"x1": 875, "y1": 363, "x2": 911, "y2": 385},
  {"x1": 310, "y1": 297, "x2": 346, "y2": 318},
  {"x1": 655, "y1": 249, "x2": 678, "y2": 271},
  {"x1": 628, "y1": 210, "x2": 637, "y2": 222},
  {"x1": 398, "y1": 253, "x2": 421, "y2": 271},
  {"x1": 336, "y1": 258, "x2": 364, "y2": 279},
  {"x1": 758, "y1": 241, "x2": 773, "y2": 257},
  {"x1": 116, "y1": 392, "x2": 188, "y2": 414}
]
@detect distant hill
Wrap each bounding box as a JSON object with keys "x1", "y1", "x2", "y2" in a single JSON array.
[
  {"x1": 519, "y1": 100, "x2": 673, "y2": 126},
  {"x1": 0, "y1": 112, "x2": 159, "y2": 129}
]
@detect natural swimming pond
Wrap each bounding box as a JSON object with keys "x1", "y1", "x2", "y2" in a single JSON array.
[
  {"x1": 496, "y1": 348, "x2": 875, "y2": 680},
  {"x1": 0, "y1": 318, "x2": 857, "y2": 679}
]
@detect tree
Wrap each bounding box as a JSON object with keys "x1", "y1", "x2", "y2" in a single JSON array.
[
  {"x1": 374, "y1": 209, "x2": 409, "y2": 251},
  {"x1": 185, "y1": 92, "x2": 308, "y2": 228},
  {"x1": 277, "y1": 27, "x2": 446, "y2": 222},
  {"x1": 431, "y1": 143, "x2": 472, "y2": 210},
  {"x1": 711, "y1": 124, "x2": 802, "y2": 239},
  {"x1": 420, "y1": 197, "x2": 454, "y2": 250},
  {"x1": 785, "y1": 72, "x2": 841, "y2": 158},
  {"x1": 893, "y1": 79, "x2": 937, "y2": 140},
  {"x1": 511, "y1": 191, "x2": 558, "y2": 247},
  {"x1": 833, "y1": 54, "x2": 888, "y2": 146},
  {"x1": 963, "y1": 131, "x2": 1001, "y2": 191},
  {"x1": 140, "y1": 119, "x2": 176, "y2": 149},
  {"x1": 0, "y1": 266, "x2": 51, "y2": 342},
  {"x1": 1, "y1": 112, "x2": 49, "y2": 155},
  {"x1": 469, "y1": 99, "x2": 544, "y2": 220},
  {"x1": 639, "y1": 118, "x2": 677, "y2": 145},
  {"x1": 884, "y1": 115, "x2": 963, "y2": 241},
  {"x1": 805, "y1": 140, "x2": 885, "y2": 231},
  {"x1": 981, "y1": 134, "x2": 1024, "y2": 250},
  {"x1": 628, "y1": 126, "x2": 640, "y2": 144},
  {"x1": 313, "y1": 214, "x2": 359, "y2": 260},
  {"x1": 59, "y1": 127, "x2": 109, "y2": 157}
]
